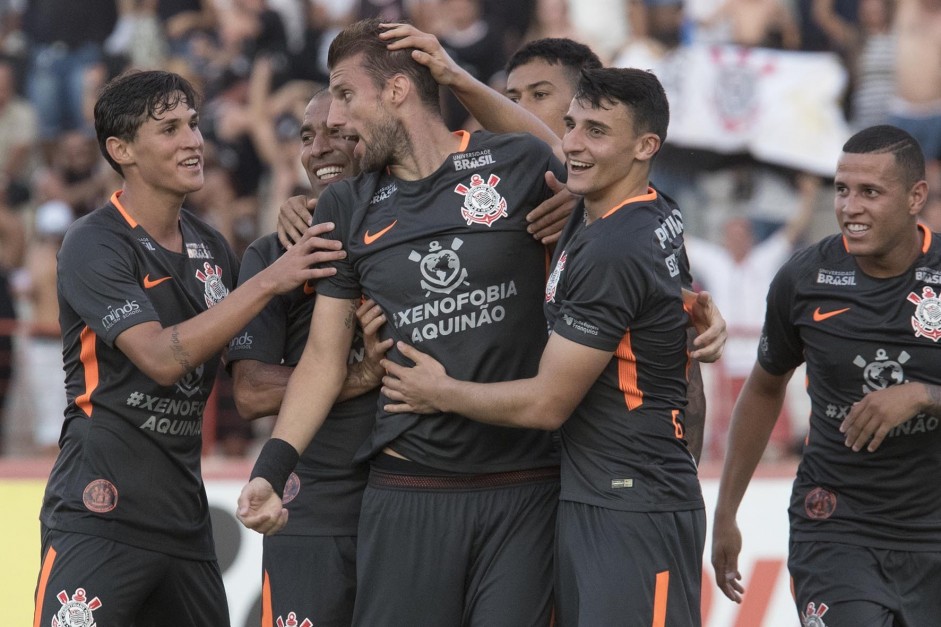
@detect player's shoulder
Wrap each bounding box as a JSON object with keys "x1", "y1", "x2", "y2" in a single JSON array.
[
  {"x1": 60, "y1": 203, "x2": 128, "y2": 252},
  {"x1": 468, "y1": 129, "x2": 554, "y2": 159},
  {"x1": 243, "y1": 232, "x2": 283, "y2": 259}
]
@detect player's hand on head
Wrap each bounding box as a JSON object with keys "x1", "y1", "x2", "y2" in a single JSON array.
[
  {"x1": 686, "y1": 290, "x2": 727, "y2": 363},
  {"x1": 379, "y1": 23, "x2": 462, "y2": 87},
  {"x1": 711, "y1": 515, "x2": 745, "y2": 603},
  {"x1": 840, "y1": 382, "x2": 927, "y2": 452},
  {"x1": 267, "y1": 222, "x2": 345, "y2": 293},
  {"x1": 357, "y1": 298, "x2": 393, "y2": 384},
  {"x1": 527, "y1": 171, "x2": 578, "y2": 245},
  {"x1": 236, "y1": 477, "x2": 289, "y2": 535},
  {"x1": 381, "y1": 341, "x2": 448, "y2": 414},
  {"x1": 277, "y1": 195, "x2": 316, "y2": 249}
]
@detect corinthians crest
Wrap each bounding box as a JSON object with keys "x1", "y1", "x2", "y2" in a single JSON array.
[
  {"x1": 409, "y1": 238, "x2": 469, "y2": 296},
  {"x1": 195, "y1": 262, "x2": 229, "y2": 308},
  {"x1": 907, "y1": 285, "x2": 941, "y2": 341},
  {"x1": 276, "y1": 612, "x2": 313, "y2": 627},
  {"x1": 545, "y1": 251, "x2": 567, "y2": 303},
  {"x1": 801, "y1": 601, "x2": 829, "y2": 627},
  {"x1": 455, "y1": 173, "x2": 508, "y2": 226},
  {"x1": 52, "y1": 588, "x2": 101, "y2": 627}
]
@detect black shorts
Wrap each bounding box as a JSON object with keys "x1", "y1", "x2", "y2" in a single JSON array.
[
  {"x1": 555, "y1": 502, "x2": 705, "y2": 627},
  {"x1": 34, "y1": 527, "x2": 229, "y2": 627},
  {"x1": 789, "y1": 540, "x2": 941, "y2": 626},
  {"x1": 261, "y1": 534, "x2": 356, "y2": 627},
  {"x1": 352, "y1": 466, "x2": 560, "y2": 627}
]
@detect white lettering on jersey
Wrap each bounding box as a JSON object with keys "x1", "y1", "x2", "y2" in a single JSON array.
[
  {"x1": 101, "y1": 299, "x2": 141, "y2": 330},
  {"x1": 654, "y1": 208, "x2": 684, "y2": 250},
  {"x1": 815, "y1": 269, "x2": 856, "y2": 286}
]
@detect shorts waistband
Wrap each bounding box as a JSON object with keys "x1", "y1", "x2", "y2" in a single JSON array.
[{"x1": 368, "y1": 466, "x2": 560, "y2": 491}]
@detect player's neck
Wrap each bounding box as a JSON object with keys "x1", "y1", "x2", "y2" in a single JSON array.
[
  {"x1": 856, "y1": 226, "x2": 925, "y2": 279},
  {"x1": 583, "y1": 173, "x2": 652, "y2": 223},
  {"x1": 117, "y1": 186, "x2": 185, "y2": 252},
  {"x1": 388, "y1": 121, "x2": 461, "y2": 181}
]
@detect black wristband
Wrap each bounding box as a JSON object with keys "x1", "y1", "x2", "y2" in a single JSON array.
[{"x1": 250, "y1": 438, "x2": 299, "y2": 498}]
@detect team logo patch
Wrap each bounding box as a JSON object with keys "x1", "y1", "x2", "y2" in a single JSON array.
[
  {"x1": 82, "y1": 479, "x2": 118, "y2": 513},
  {"x1": 853, "y1": 348, "x2": 908, "y2": 393},
  {"x1": 409, "y1": 239, "x2": 469, "y2": 296},
  {"x1": 283, "y1": 472, "x2": 300, "y2": 504},
  {"x1": 804, "y1": 487, "x2": 836, "y2": 520},
  {"x1": 276, "y1": 612, "x2": 313, "y2": 627},
  {"x1": 545, "y1": 251, "x2": 567, "y2": 303},
  {"x1": 907, "y1": 286, "x2": 941, "y2": 342},
  {"x1": 801, "y1": 601, "x2": 829, "y2": 627},
  {"x1": 454, "y1": 173, "x2": 507, "y2": 226},
  {"x1": 52, "y1": 588, "x2": 101, "y2": 627},
  {"x1": 195, "y1": 262, "x2": 229, "y2": 308}
]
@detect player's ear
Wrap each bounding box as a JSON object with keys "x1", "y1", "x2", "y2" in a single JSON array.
[
  {"x1": 106, "y1": 136, "x2": 134, "y2": 168},
  {"x1": 387, "y1": 74, "x2": 410, "y2": 106},
  {"x1": 908, "y1": 179, "x2": 929, "y2": 217},
  {"x1": 635, "y1": 133, "x2": 661, "y2": 163}
]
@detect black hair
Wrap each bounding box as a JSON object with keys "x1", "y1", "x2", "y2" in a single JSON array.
[
  {"x1": 574, "y1": 67, "x2": 669, "y2": 145},
  {"x1": 842, "y1": 125, "x2": 926, "y2": 187},
  {"x1": 506, "y1": 38, "x2": 602, "y2": 89}
]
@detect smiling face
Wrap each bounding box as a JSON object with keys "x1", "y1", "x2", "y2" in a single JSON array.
[
  {"x1": 506, "y1": 59, "x2": 576, "y2": 139},
  {"x1": 561, "y1": 96, "x2": 655, "y2": 210},
  {"x1": 327, "y1": 53, "x2": 407, "y2": 172},
  {"x1": 300, "y1": 93, "x2": 359, "y2": 197},
  {"x1": 833, "y1": 150, "x2": 926, "y2": 276},
  {"x1": 119, "y1": 94, "x2": 204, "y2": 197}
]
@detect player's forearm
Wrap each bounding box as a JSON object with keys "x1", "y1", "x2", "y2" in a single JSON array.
[
  {"x1": 916, "y1": 382, "x2": 941, "y2": 416},
  {"x1": 271, "y1": 352, "x2": 347, "y2": 453},
  {"x1": 685, "y1": 356, "x2": 706, "y2": 464},
  {"x1": 435, "y1": 376, "x2": 565, "y2": 430},
  {"x1": 447, "y1": 71, "x2": 562, "y2": 159},
  {"x1": 337, "y1": 361, "x2": 380, "y2": 403},
  {"x1": 232, "y1": 361, "x2": 294, "y2": 419},
  {"x1": 714, "y1": 368, "x2": 789, "y2": 521}
]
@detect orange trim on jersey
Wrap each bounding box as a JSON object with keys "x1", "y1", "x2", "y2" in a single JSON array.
[
  {"x1": 602, "y1": 187, "x2": 658, "y2": 220},
  {"x1": 652, "y1": 570, "x2": 669, "y2": 627},
  {"x1": 33, "y1": 546, "x2": 57, "y2": 627},
  {"x1": 615, "y1": 330, "x2": 643, "y2": 410},
  {"x1": 454, "y1": 130, "x2": 471, "y2": 152},
  {"x1": 75, "y1": 326, "x2": 99, "y2": 418},
  {"x1": 261, "y1": 570, "x2": 273, "y2": 627},
  {"x1": 110, "y1": 190, "x2": 138, "y2": 228},
  {"x1": 919, "y1": 223, "x2": 931, "y2": 253}
]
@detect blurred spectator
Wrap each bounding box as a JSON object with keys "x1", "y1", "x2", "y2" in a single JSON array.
[
  {"x1": 698, "y1": 0, "x2": 801, "y2": 49},
  {"x1": 19, "y1": 0, "x2": 118, "y2": 159},
  {"x1": 523, "y1": 0, "x2": 584, "y2": 44},
  {"x1": 105, "y1": 0, "x2": 169, "y2": 70},
  {"x1": 16, "y1": 199, "x2": 72, "y2": 456},
  {"x1": 889, "y1": 0, "x2": 941, "y2": 223},
  {"x1": 0, "y1": 182, "x2": 24, "y2": 451},
  {"x1": 796, "y1": 0, "x2": 856, "y2": 52},
  {"x1": 0, "y1": 55, "x2": 37, "y2": 189},
  {"x1": 33, "y1": 129, "x2": 117, "y2": 217},
  {"x1": 687, "y1": 172, "x2": 820, "y2": 462},
  {"x1": 157, "y1": 0, "x2": 217, "y2": 58}
]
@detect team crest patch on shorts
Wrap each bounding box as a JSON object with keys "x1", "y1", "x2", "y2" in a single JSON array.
[
  {"x1": 277, "y1": 611, "x2": 313, "y2": 627},
  {"x1": 804, "y1": 487, "x2": 836, "y2": 520},
  {"x1": 52, "y1": 587, "x2": 102, "y2": 627},
  {"x1": 800, "y1": 601, "x2": 829, "y2": 627},
  {"x1": 907, "y1": 286, "x2": 941, "y2": 342},
  {"x1": 195, "y1": 262, "x2": 229, "y2": 308},
  {"x1": 82, "y1": 479, "x2": 118, "y2": 513},
  {"x1": 283, "y1": 472, "x2": 301, "y2": 504},
  {"x1": 454, "y1": 173, "x2": 508, "y2": 227}
]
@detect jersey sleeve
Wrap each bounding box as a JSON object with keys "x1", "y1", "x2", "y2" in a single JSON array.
[
  {"x1": 227, "y1": 240, "x2": 288, "y2": 365},
  {"x1": 311, "y1": 185, "x2": 361, "y2": 300},
  {"x1": 57, "y1": 227, "x2": 160, "y2": 347},
  {"x1": 757, "y1": 261, "x2": 804, "y2": 375},
  {"x1": 552, "y1": 236, "x2": 650, "y2": 353}
]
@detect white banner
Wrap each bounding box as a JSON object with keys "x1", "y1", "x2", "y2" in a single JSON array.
[{"x1": 616, "y1": 43, "x2": 852, "y2": 176}]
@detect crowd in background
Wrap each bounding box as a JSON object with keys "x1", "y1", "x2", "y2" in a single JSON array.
[{"x1": 0, "y1": 0, "x2": 939, "y2": 463}]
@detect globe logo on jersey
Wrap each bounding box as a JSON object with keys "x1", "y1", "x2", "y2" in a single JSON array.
[
  {"x1": 52, "y1": 588, "x2": 101, "y2": 627},
  {"x1": 195, "y1": 262, "x2": 229, "y2": 308},
  {"x1": 454, "y1": 173, "x2": 508, "y2": 226},
  {"x1": 853, "y1": 348, "x2": 909, "y2": 394},
  {"x1": 907, "y1": 285, "x2": 941, "y2": 342},
  {"x1": 175, "y1": 363, "x2": 204, "y2": 398},
  {"x1": 409, "y1": 239, "x2": 469, "y2": 296}
]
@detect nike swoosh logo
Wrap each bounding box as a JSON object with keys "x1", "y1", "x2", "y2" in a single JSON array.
[
  {"x1": 364, "y1": 220, "x2": 397, "y2": 245},
  {"x1": 143, "y1": 274, "x2": 172, "y2": 289},
  {"x1": 303, "y1": 280, "x2": 316, "y2": 295},
  {"x1": 813, "y1": 307, "x2": 850, "y2": 322}
]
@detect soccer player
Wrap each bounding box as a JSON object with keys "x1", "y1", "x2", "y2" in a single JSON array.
[
  {"x1": 32, "y1": 70, "x2": 342, "y2": 626},
  {"x1": 381, "y1": 67, "x2": 706, "y2": 626},
  {"x1": 238, "y1": 18, "x2": 565, "y2": 626},
  {"x1": 228, "y1": 89, "x2": 390, "y2": 627},
  {"x1": 711, "y1": 124, "x2": 941, "y2": 625}
]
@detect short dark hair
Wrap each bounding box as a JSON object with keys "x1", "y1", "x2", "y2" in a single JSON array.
[
  {"x1": 506, "y1": 38, "x2": 602, "y2": 88},
  {"x1": 94, "y1": 70, "x2": 201, "y2": 176},
  {"x1": 842, "y1": 125, "x2": 926, "y2": 187},
  {"x1": 327, "y1": 18, "x2": 440, "y2": 111},
  {"x1": 574, "y1": 67, "x2": 669, "y2": 146}
]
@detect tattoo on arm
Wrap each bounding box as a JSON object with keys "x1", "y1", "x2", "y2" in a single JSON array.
[
  {"x1": 343, "y1": 299, "x2": 357, "y2": 330},
  {"x1": 925, "y1": 383, "x2": 941, "y2": 415},
  {"x1": 170, "y1": 325, "x2": 193, "y2": 372}
]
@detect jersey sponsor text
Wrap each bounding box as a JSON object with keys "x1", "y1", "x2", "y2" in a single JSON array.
[{"x1": 815, "y1": 269, "x2": 856, "y2": 286}]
